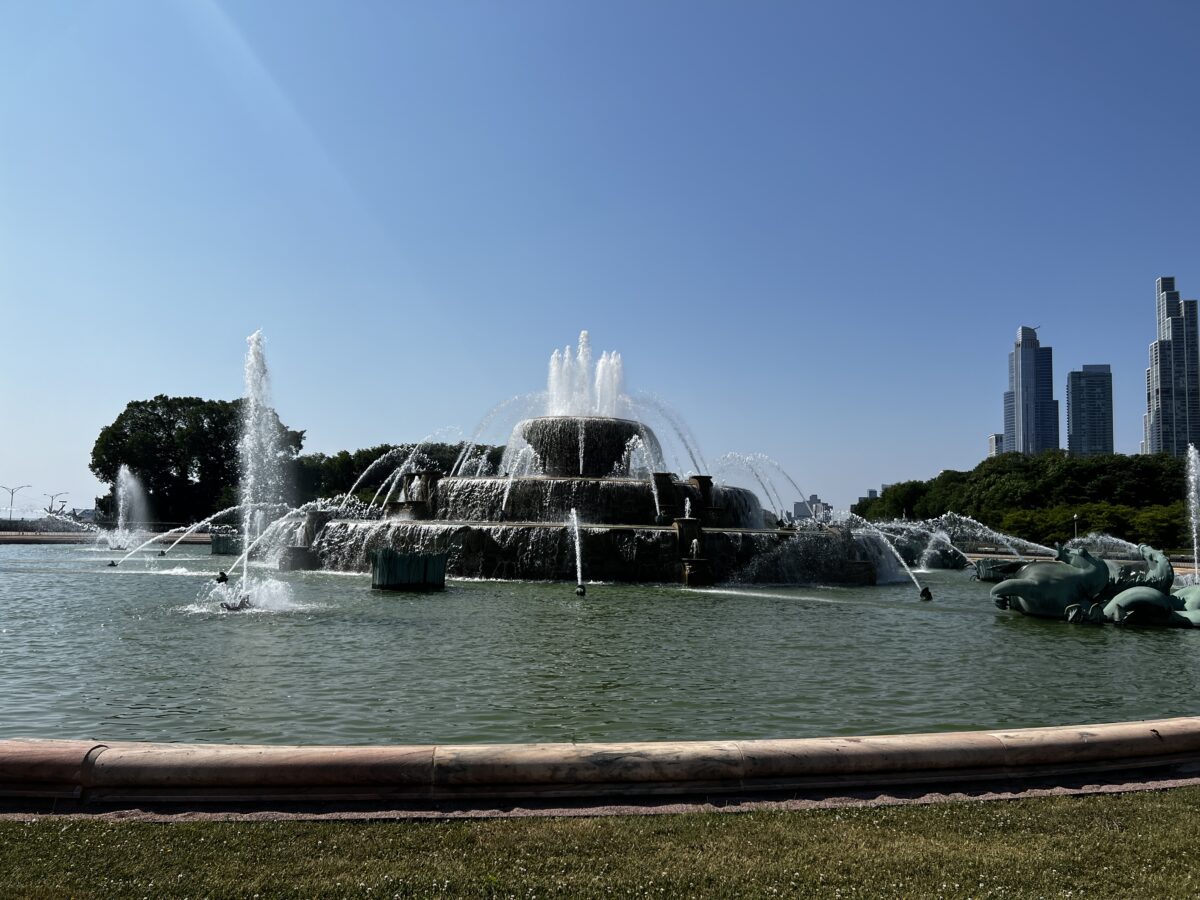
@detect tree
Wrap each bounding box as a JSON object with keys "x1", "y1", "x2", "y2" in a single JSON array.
[
  {"x1": 293, "y1": 443, "x2": 505, "y2": 502},
  {"x1": 851, "y1": 451, "x2": 1189, "y2": 548},
  {"x1": 91, "y1": 395, "x2": 304, "y2": 525}
]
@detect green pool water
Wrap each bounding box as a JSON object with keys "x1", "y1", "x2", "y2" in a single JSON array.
[{"x1": 2, "y1": 543, "x2": 1197, "y2": 745}]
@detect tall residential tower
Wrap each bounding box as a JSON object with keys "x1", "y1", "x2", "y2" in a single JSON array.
[
  {"x1": 1067, "y1": 365, "x2": 1113, "y2": 456},
  {"x1": 1143, "y1": 277, "x2": 1200, "y2": 456},
  {"x1": 1003, "y1": 326, "x2": 1059, "y2": 455}
]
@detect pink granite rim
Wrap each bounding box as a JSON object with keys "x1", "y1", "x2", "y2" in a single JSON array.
[{"x1": 3, "y1": 717, "x2": 1198, "y2": 802}]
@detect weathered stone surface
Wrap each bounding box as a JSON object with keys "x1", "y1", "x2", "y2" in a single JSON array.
[
  {"x1": 0, "y1": 739, "x2": 102, "y2": 785},
  {"x1": 520, "y1": 417, "x2": 646, "y2": 478},
  {"x1": 434, "y1": 741, "x2": 744, "y2": 786},
  {"x1": 5, "y1": 718, "x2": 1200, "y2": 802},
  {"x1": 434, "y1": 476, "x2": 764, "y2": 530},
  {"x1": 278, "y1": 546, "x2": 321, "y2": 571},
  {"x1": 371, "y1": 548, "x2": 447, "y2": 591},
  {"x1": 739, "y1": 732, "x2": 1005, "y2": 779},
  {"x1": 85, "y1": 744, "x2": 434, "y2": 788},
  {"x1": 317, "y1": 521, "x2": 876, "y2": 585}
]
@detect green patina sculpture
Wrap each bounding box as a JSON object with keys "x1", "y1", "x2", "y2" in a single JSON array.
[
  {"x1": 990, "y1": 545, "x2": 1109, "y2": 618},
  {"x1": 991, "y1": 543, "x2": 1200, "y2": 628}
]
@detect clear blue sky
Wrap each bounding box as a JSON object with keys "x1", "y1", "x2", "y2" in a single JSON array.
[{"x1": 2, "y1": 1, "x2": 1199, "y2": 515}]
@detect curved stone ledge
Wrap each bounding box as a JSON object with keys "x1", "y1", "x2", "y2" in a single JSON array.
[{"x1": 3, "y1": 718, "x2": 1199, "y2": 803}]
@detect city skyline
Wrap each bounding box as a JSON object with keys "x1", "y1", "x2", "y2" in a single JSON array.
[{"x1": 2, "y1": 3, "x2": 1200, "y2": 511}]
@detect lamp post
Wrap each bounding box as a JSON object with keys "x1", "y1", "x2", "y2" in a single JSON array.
[
  {"x1": 0, "y1": 484, "x2": 31, "y2": 522},
  {"x1": 1073, "y1": 512, "x2": 1079, "y2": 541},
  {"x1": 43, "y1": 492, "x2": 68, "y2": 517}
]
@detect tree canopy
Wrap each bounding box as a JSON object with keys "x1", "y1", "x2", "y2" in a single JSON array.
[
  {"x1": 91, "y1": 395, "x2": 304, "y2": 525},
  {"x1": 852, "y1": 451, "x2": 1189, "y2": 548},
  {"x1": 92, "y1": 396, "x2": 505, "y2": 525},
  {"x1": 294, "y1": 443, "x2": 504, "y2": 501}
]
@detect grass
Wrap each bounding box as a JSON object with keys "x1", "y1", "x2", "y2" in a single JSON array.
[{"x1": 4, "y1": 788, "x2": 1200, "y2": 897}]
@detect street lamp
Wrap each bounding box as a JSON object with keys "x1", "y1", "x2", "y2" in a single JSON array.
[
  {"x1": 43, "y1": 492, "x2": 68, "y2": 517},
  {"x1": 0, "y1": 484, "x2": 31, "y2": 522},
  {"x1": 1073, "y1": 512, "x2": 1079, "y2": 541}
]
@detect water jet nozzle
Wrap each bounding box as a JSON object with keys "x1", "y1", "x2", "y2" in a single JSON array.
[
  {"x1": 107, "y1": 561, "x2": 117, "y2": 567},
  {"x1": 919, "y1": 586, "x2": 933, "y2": 602},
  {"x1": 575, "y1": 585, "x2": 586, "y2": 597}
]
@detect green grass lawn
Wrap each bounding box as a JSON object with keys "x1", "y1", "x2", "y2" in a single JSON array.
[{"x1": 4, "y1": 788, "x2": 1200, "y2": 897}]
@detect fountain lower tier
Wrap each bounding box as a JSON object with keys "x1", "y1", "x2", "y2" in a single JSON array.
[{"x1": 313, "y1": 520, "x2": 878, "y2": 585}]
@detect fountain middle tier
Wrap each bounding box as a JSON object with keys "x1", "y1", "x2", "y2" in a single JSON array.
[{"x1": 432, "y1": 474, "x2": 767, "y2": 528}]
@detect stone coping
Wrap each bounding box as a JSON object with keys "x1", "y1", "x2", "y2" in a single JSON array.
[
  {"x1": 2, "y1": 718, "x2": 1199, "y2": 803},
  {"x1": 0, "y1": 532, "x2": 211, "y2": 545}
]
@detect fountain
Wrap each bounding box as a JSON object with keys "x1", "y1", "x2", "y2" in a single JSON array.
[
  {"x1": 313, "y1": 331, "x2": 878, "y2": 585},
  {"x1": 568, "y1": 507, "x2": 585, "y2": 595},
  {"x1": 1187, "y1": 443, "x2": 1200, "y2": 585},
  {"x1": 98, "y1": 465, "x2": 151, "y2": 550},
  {"x1": 195, "y1": 331, "x2": 296, "y2": 611}
]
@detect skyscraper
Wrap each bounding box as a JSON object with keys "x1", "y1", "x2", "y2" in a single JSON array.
[
  {"x1": 1143, "y1": 277, "x2": 1200, "y2": 456},
  {"x1": 1067, "y1": 365, "x2": 1113, "y2": 456},
  {"x1": 1003, "y1": 326, "x2": 1059, "y2": 455}
]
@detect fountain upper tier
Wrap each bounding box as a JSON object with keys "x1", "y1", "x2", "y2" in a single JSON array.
[{"x1": 520, "y1": 415, "x2": 661, "y2": 478}]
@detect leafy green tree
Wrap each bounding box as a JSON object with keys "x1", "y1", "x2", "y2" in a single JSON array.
[
  {"x1": 91, "y1": 395, "x2": 304, "y2": 525},
  {"x1": 852, "y1": 451, "x2": 1189, "y2": 547},
  {"x1": 1131, "y1": 502, "x2": 1188, "y2": 549},
  {"x1": 293, "y1": 443, "x2": 504, "y2": 502}
]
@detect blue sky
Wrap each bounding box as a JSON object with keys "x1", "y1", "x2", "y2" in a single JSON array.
[{"x1": 2, "y1": 1, "x2": 1199, "y2": 515}]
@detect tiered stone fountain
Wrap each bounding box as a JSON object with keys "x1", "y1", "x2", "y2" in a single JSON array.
[{"x1": 312, "y1": 333, "x2": 876, "y2": 585}]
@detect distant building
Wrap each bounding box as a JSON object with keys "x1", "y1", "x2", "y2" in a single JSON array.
[
  {"x1": 988, "y1": 433, "x2": 1004, "y2": 457},
  {"x1": 793, "y1": 495, "x2": 832, "y2": 523},
  {"x1": 1143, "y1": 276, "x2": 1200, "y2": 456},
  {"x1": 854, "y1": 489, "x2": 883, "y2": 511},
  {"x1": 1067, "y1": 365, "x2": 1113, "y2": 456},
  {"x1": 1003, "y1": 326, "x2": 1059, "y2": 455}
]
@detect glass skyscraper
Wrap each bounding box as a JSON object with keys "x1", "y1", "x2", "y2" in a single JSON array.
[
  {"x1": 1067, "y1": 364, "x2": 1113, "y2": 456},
  {"x1": 1143, "y1": 276, "x2": 1199, "y2": 457},
  {"x1": 1003, "y1": 326, "x2": 1059, "y2": 455}
]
